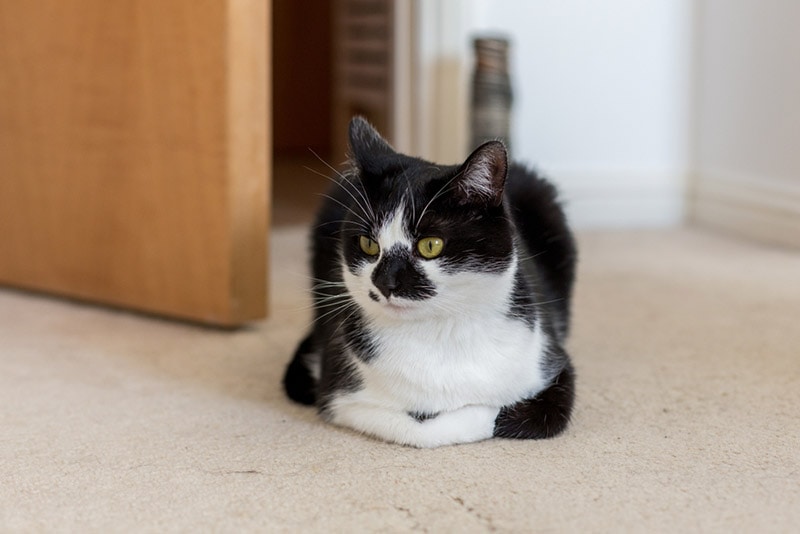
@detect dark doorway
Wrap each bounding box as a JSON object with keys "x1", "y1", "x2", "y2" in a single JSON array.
[{"x1": 272, "y1": 0, "x2": 335, "y2": 225}]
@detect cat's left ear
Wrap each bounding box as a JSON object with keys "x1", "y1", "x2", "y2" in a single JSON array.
[
  {"x1": 455, "y1": 141, "x2": 508, "y2": 207},
  {"x1": 348, "y1": 117, "x2": 396, "y2": 174}
]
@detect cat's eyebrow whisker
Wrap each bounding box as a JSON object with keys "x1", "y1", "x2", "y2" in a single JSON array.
[
  {"x1": 302, "y1": 154, "x2": 374, "y2": 219},
  {"x1": 341, "y1": 168, "x2": 377, "y2": 223},
  {"x1": 316, "y1": 218, "x2": 367, "y2": 227},
  {"x1": 316, "y1": 219, "x2": 369, "y2": 230},
  {"x1": 304, "y1": 165, "x2": 375, "y2": 225},
  {"x1": 415, "y1": 170, "x2": 464, "y2": 232},
  {"x1": 317, "y1": 220, "x2": 371, "y2": 234},
  {"x1": 337, "y1": 179, "x2": 376, "y2": 227},
  {"x1": 307, "y1": 148, "x2": 347, "y2": 180},
  {"x1": 307, "y1": 147, "x2": 378, "y2": 223},
  {"x1": 399, "y1": 165, "x2": 417, "y2": 225},
  {"x1": 303, "y1": 164, "x2": 339, "y2": 182},
  {"x1": 319, "y1": 193, "x2": 371, "y2": 228}
]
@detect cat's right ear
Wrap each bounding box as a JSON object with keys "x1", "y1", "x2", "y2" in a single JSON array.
[
  {"x1": 454, "y1": 140, "x2": 508, "y2": 208},
  {"x1": 348, "y1": 117, "x2": 396, "y2": 173}
]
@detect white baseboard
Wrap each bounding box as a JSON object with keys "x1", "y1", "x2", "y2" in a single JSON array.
[
  {"x1": 691, "y1": 173, "x2": 800, "y2": 248},
  {"x1": 548, "y1": 171, "x2": 687, "y2": 229}
]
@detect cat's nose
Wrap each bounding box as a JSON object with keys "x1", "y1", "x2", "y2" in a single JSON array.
[{"x1": 371, "y1": 253, "x2": 405, "y2": 298}]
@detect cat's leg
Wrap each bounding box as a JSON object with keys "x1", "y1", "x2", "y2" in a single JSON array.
[
  {"x1": 493, "y1": 364, "x2": 575, "y2": 439},
  {"x1": 282, "y1": 332, "x2": 321, "y2": 405},
  {"x1": 324, "y1": 396, "x2": 499, "y2": 448}
]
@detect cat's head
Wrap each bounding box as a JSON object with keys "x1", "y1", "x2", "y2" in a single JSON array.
[{"x1": 340, "y1": 117, "x2": 517, "y2": 321}]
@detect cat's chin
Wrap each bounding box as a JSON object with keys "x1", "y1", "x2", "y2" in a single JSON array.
[
  {"x1": 369, "y1": 297, "x2": 425, "y2": 319},
  {"x1": 384, "y1": 301, "x2": 414, "y2": 314}
]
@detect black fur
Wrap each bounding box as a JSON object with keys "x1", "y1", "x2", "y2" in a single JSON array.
[
  {"x1": 494, "y1": 360, "x2": 575, "y2": 439},
  {"x1": 283, "y1": 117, "x2": 578, "y2": 441},
  {"x1": 370, "y1": 245, "x2": 437, "y2": 300},
  {"x1": 505, "y1": 163, "x2": 577, "y2": 339},
  {"x1": 283, "y1": 334, "x2": 316, "y2": 405}
]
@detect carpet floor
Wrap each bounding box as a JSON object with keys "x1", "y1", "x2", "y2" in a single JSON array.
[{"x1": 2, "y1": 227, "x2": 798, "y2": 532}]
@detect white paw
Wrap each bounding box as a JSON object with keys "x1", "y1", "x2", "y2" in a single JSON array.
[{"x1": 414, "y1": 404, "x2": 500, "y2": 448}]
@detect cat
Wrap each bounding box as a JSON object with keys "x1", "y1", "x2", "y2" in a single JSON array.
[{"x1": 283, "y1": 117, "x2": 577, "y2": 448}]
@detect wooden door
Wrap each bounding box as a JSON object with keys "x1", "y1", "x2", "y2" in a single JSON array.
[{"x1": 0, "y1": 0, "x2": 269, "y2": 326}]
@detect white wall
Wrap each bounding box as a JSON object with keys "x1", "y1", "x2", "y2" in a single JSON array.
[
  {"x1": 691, "y1": 0, "x2": 800, "y2": 247},
  {"x1": 466, "y1": 0, "x2": 692, "y2": 228},
  {"x1": 406, "y1": 0, "x2": 478, "y2": 166},
  {"x1": 409, "y1": 0, "x2": 800, "y2": 237}
]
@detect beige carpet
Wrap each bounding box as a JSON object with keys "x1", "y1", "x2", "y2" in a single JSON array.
[{"x1": 2, "y1": 228, "x2": 799, "y2": 532}]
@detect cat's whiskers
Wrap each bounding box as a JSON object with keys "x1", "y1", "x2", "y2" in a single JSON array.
[
  {"x1": 309, "y1": 285, "x2": 347, "y2": 293},
  {"x1": 511, "y1": 297, "x2": 564, "y2": 308},
  {"x1": 307, "y1": 149, "x2": 377, "y2": 224},
  {"x1": 399, "y1": 166, "x2": 417, "y2": 226},
  {"x1": 305, "y1": 284, "x2": 344, "y2": 293},
  {"x1": 309, "y1": 298, "x2": 359, "y2": 326},
  {"x1": 303, "y1": 162, "x2": 374, "y2": 224},
  {"x1": 319, "y1": 193, "x2": 371, "y2": 228},
  {"x1": 309, "y1": 289, "x2": 350, "y2": 300},
  {"x1": 414, "y1": 170, "x2": 464, "y2": 233},
  {"x1": 287, "y1": 291, "x2": 350, "y2": 313},
  {"x1": 331, "y1": 303, "x2": 363, "y2": 339},
  {"x1": 287, "y1": 272, "x2": 348, "y2": 289},
  {"x1": 308, "y1": 286, "x2": 349, "y2": 296},
  {"x1": 312, "y1": 299, "x2": 356, "y2": 311},
  {"x1": 316, "y1": 219, "x2": 370, "y2": 233},
  {"x1": 341, "y1": 168, "x2": 377, "y2": 224},
  {"x1": 309, "y1": 286, "x2": 348, "y2": 295}
]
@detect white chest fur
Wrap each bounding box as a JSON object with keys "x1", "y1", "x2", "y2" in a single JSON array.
[{"x1": 353, "y1": 312, "x2": 548, "y2": 413}]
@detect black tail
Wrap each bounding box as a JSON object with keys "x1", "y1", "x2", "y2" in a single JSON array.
[{"x1": 282, "y1": 333, "x2": 317, "y2": 406}]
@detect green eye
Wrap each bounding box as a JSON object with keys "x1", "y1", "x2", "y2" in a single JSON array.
[
  {"x1": 417, "y1": 237, "x2": 444, "y2": 259},
  {"x1": 359, "y1": 236, "x2": 380, "y2": 256}
]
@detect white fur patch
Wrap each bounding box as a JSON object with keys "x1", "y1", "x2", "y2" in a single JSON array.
[
  {"x1": 303, "y1": 351, "x2": 322, "y2": 381},
  {"x1": 378, "y1": 202, "x2": 412, "y2": 249},
  {"x1": 328, "y1": 392, "x2": 499, "y2": 448},
  {"x1": 335, "y1": 239, "x2": 550, "y2": 447}
]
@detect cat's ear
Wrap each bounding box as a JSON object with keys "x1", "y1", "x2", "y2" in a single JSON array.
[
  {"x1": 455, "y1": 141, "x2": 508, "y2": 207},
  {"x1": 348, "y1": 117, "x2": 396, "y2": 171}
]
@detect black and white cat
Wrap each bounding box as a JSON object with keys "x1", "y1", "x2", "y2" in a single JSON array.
[{"x1": 283, "y1": 117, "x2": 577, "y2": 448}]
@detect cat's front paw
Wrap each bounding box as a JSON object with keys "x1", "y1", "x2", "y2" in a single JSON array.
[
  {"x1": 493, "y1": 366, "x2": 575, "y2": 439},
  {"x1": 408, "y1": 405, "x2": 499, "y2": 448}
]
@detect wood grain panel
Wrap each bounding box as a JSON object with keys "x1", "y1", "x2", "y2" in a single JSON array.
[{"x1": 0, "y1": 0, "x2": 269, "y2": 325}]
